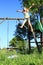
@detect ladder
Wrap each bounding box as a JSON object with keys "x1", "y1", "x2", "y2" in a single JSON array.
[{"x1": 27, "y1": 30, "x2": 42, "y2": 53}]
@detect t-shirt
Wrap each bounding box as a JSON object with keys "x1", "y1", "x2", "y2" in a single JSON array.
[{"x1": 24, "y1": 12, "x2": 30, "y2": 18}]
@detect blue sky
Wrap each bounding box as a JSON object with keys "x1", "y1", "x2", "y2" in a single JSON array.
[
  {"x1": 0, "y1": 0, "x2": 40, "y2": 49},
  {"x1": 0, "y1": 0, "x2": 24, "y2": 49}
]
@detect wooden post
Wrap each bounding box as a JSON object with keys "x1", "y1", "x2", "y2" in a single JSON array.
[
  {"x1": 42, "y1": 33, "x2": 43, "y2": 46},
  {"x1": 41, "y1": 18, "x2": 43, "y2": 46},
  {"x1": 27, "y1": 26, "x2": 31, "y2": 54}
]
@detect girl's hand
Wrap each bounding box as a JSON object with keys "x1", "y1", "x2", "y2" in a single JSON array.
[
  {"x1": 16, "y1": 10, "x2": 19, "y2": 12},
  {"x1": 32, "y1": 3, "x2": 35, "y2": 6}
]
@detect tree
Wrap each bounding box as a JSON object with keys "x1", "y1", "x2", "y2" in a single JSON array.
[
  {"x1": 18, "y1": 0, "x2": 43, "y2": 53},
  {"x1": 15, "y1": 21, "x2": 36, "y2": 53},
  {"x1": 9, "y1": 36, "x2": 28, "y2": 53},
  {"x1": 19, "y1": 0, "x2": 43, "y2": 14},
  {"x1": 15, "y1": 23, "x2": 28, "y2": 53},
  {"x1": 9, "y1": 37, "x2": 17, "y2": 47},
  {"x1": 15, "y1": 23, "x2": 27, "y2": 40},
  {"x1": 19, "y1": 0, "x2": 43, "y2": 23}
]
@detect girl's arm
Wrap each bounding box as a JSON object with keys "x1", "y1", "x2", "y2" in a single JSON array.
[
  {"x1": 16, "y1": 10, "x2": 23, "y2": 13},
  {"x1": 29, "y1": 3, "x2": 35, "y2": 10}
]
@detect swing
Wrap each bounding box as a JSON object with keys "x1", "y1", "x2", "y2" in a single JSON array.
[{"x1": 0, "y1": 17, "x2": 42, "y2": 53}]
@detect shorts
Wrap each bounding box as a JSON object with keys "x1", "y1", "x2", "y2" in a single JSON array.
[{"x1": 23, "y1": 18, "x2": 30, "y2": 23}]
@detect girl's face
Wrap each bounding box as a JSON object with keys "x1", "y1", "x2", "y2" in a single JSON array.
[
  {"x1": 23, "y1": 7, "x2": 29, "y2": 12},
  {"x1": 23, "y1": 7, "x2": 27, "y2": 10}
]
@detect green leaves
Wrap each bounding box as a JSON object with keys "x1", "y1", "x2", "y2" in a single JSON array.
[{"x1": 19, "y1": 0, "x2": 43, "y2": 16}]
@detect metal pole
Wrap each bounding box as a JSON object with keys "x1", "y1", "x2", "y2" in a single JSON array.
[
  {"x1": 7, "y1": 21, "x2": 9, "y2": 48},
  {"x1": 0, "y1": 18, "x2": 24, "y2": 20}
]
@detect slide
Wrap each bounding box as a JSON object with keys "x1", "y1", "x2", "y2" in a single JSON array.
[{"x1": 36, "y1": 21, "x2": 43, "y2": 32}]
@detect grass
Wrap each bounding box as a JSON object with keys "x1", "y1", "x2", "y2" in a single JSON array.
[{"x1": 0, "y1": 48, "x2": 43, "y2": 65}]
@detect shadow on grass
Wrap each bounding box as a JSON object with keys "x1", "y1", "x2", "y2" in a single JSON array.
[{"x1": 29, "y1": 63, "x2": 35, "y2": 65}]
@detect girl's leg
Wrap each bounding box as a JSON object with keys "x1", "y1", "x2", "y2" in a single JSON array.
[
  {"x1": 28, "y1": 19, "x2": 36, "y2": 39},
  {"x1": 20, "y1": 19, "x2": 27, "y2": 28}
]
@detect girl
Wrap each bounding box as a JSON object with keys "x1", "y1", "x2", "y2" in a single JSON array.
[{"x1": 17, "y1": 3, "x2": 36, "y2": 39}]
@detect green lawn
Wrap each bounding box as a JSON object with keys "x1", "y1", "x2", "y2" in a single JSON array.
[{"x1": 0, "y1": 48, "x2": 43, "y2": 65}]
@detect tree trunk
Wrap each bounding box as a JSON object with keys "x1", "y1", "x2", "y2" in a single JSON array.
[{"x1": 42, "y1": 34, "x2": 43, "y2": 46}]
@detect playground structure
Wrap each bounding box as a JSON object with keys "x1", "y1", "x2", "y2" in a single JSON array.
[{"x1": 0, "y1": 15, "x2": 43, "y2": 53}]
